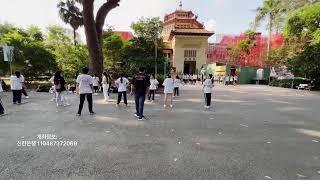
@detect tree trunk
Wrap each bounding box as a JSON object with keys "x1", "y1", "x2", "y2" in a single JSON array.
[
  {"x1": 267, "y1": 14, "x2": 273, "y2": 61},
  {"x1": 73, "y1": 29, "x2": 77, "y2": 46},
  {"x1": 82, "y1": 0, "x2": 103, "y2": 76},
  {"x1": 81, "y1": 0, "x2": 120, "y2": 76}
]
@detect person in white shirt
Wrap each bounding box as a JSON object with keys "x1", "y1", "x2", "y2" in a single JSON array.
[
  {"x1": 115, "y1": 73, "x2": 129, "y2": 106},
  {"x1": 148, "y1": 74, "x2": 158, "y2": 102},
  {"x1": 230, "y1": 75, "x2": 234, "y2": 85},
  {"x1": 187, "y1": 74, "x2": 191, "y2": 84},
  {"x1": 182, "y1": 74, "x2": 187, "y2": 84},
  {"x1": 192, "y1": 74, "x2": 197, "y2": 85},
  {"x1": 163, "y1": 75, "x2": 174, "y2": 108},
  {"x1": 102, "y1": 72, "x2": 111, "y2": 101},
  {"x1": 76, "y1": 67, "x2": 94, "y2": 116},
  {"x1": 203, "y1": 74, "x2": 214, "y2": 109},
  {"x1": 92, "y1": 74, "x2": 100, "y2": 95},
  {"x1": 10, "y1": 71, "x2": 24, "y2": 104},
  {"x1": 173, "y1": 75, "x2": 181, "y2": 97},
  {"x1": 225, "y1": 76, "x2": 230, "y2": 86},
  {"x1": 234, "y1": 75, "x2": 238, "y2": 85},
  {"x1": 0, "y1": 78, "x2": 4, "y2": 115}
]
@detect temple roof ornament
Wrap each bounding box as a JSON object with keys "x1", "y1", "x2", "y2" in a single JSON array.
[{"x1": 179, "y1": 1, "x2": 182, "y2": 10}]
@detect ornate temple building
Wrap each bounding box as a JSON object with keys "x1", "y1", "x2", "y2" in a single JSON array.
[{"x1": 161, "y1": 2, "x2": 214, "y2": 74}]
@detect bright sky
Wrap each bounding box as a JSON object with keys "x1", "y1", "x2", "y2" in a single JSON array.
[{"x1": 0, "y1": 0, "x2": 265, "y2": 42}]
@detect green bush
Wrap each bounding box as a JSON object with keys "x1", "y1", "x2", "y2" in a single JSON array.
[
  {"x1": 270, "y1": 79, "x2": 311, "y2": 89},
  {"x1": 156, "y1": 74, "x2": 165, "y2": 87}
]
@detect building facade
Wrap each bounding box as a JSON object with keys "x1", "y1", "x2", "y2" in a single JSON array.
[{"x1": 161, "y1": 3, "x2": 214, "y2": 74}]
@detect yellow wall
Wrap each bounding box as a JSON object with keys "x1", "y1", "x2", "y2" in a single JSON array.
[{"x1": 172, "y1": 36, "x2": 209, "y2": 74}]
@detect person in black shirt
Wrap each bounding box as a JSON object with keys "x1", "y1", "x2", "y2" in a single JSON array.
[{"x1": 130, "y1": 67, "x2": 150, "y2": 120}]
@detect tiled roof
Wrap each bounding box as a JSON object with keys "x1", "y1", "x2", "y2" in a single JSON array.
[
  {"x1": 168, "y1": 28, "x2": 214, "y2": 40},
  {"x1": 172, "y1": 28, "x2": 214, "y2": 34}
]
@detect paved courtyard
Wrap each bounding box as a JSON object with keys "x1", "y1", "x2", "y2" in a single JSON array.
[{"x1": 0, "y1": 84, "x2": 320, "y2": 180}]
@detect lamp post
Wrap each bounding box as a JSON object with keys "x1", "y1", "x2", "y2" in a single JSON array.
[
  {"x1": 164, "y1": 54, "x2": 168, "y2": 77},
  {"x1": 154, "y1": 39, "x2": 158, "y2": 78}
]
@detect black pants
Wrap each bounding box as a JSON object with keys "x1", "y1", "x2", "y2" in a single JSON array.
[
  {"x1": 174, "y1": 87, "x2": 179, "y2": 96},
  {"x1": 0, "y1": 97, "x2": 4, "y2": 114},
  {"x1": 12, "y1": 90, "x2": 22, "y2": 103},
  {"x1": 204, "y1": 93, "x2": 212, "y2": 106},
  {"x1": 93, "y1": 86, "x2": 98, "y2": 93},
  {"x1": 77, "y1": 93, "x2": 93, "y2": 114},
  {"x1": 22, "y1": 88, "x2": 28, "y2": 96},
  {"x1": 117, "y1": 91, "x2": 127, "y2": 105},
  {"x1": 148, "y1": 90, "x2": 155, "y2": 100}
]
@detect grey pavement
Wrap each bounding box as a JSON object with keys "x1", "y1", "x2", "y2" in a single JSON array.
[{"x1": 0, "y1": 84, "x2": 320, "y2": 180}]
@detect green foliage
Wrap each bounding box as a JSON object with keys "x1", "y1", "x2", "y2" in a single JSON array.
[
  {"x1": 0, "y1": 23, "x2": 17, "y2": 38},
  {"x1": 254, "y1": 0, "x2": 284, "y2": 29},
  {"x1": 0, "y1": 24, "x2": 58, "y2": 77},
  {"x1": 22, "y1": 42, "x2": 57, "y2": 79},
  {"x1": 227, "y1": 30, "x2": 258, "y2": 64},
  {"x1": 267, "y1": 46, "x2": 288, "y2": 65},
  {"x1": 116, "y1": 17, "x2": 168, "y2": 76},
  {"x1": 120, "y1": 37, "x2": 168, "y2": 77},
  {"x1": 254, "y1": 0, "x2": 318, "y2": 31},
  {"x1": 46, "y1": 25, "x2": 72, "y2": 46},
  {"x1": 57, "y1": 0, "x2": 83, "y2": 45},
  {"x1": 0, "y1": 24, "x2": 87, "y2": 79},
  {"x1": 270, "y1": 78, "x2": 311, "y2": 88},
  {"x1": 284, "y1": 3, "x2": 320, "y2": 46},
  {"x1": 103, "y1": 33, "x2": 124, "y2": 68},
  {"x1": 131, "y1": 17, "x2": 162, "y2": 41},
  {"x1": 287, "y1": 44, "x2": 320, "y2": 88},
  {"x1": 46, "y1": 25, "x2": 88, "y2": 78}
]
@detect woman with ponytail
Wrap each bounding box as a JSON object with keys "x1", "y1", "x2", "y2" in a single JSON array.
[
  {"x1": 203, "y1": 74, "x2": 214, "y2": 109},
  {"x1": 115, "y1": 73, "x2": 129, "y2": 106},
  {"x1": 54, "y1": 71, "x2": 69, "y2": 106},
  {"x1": 102, "y1": 72, "x2": 110, "y2": 102}
]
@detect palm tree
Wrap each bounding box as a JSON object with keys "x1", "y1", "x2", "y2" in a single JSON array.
[
  {"x1": 57, "y1": 0, "x2": 83, "y2": 46},
  {"x1": 254, "y1": 0, "x2": 284, "y2": 60}
]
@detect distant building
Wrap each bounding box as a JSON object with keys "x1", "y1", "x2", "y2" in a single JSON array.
[
  {"x1": 161, "y1": 2, "x2": 214, "y2": 74},
  {"x1": 113, "y1": 31, "x2": 134, "y2": 41}
]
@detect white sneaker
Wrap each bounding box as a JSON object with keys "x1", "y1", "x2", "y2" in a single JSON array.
[
  {"x1": 163, "y1": 105, "x2": 167, "y2": 108},
  {"x1": 25, "y1": 96, "x2": 30, "y2": 99},
  {"x1": 170, "y1": 105, "x2": 173, "y2": 108}
]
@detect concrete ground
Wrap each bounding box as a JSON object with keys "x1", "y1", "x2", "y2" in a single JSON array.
[{"x1": 0, "y1": 84, "x2": 320, "y2": 180}]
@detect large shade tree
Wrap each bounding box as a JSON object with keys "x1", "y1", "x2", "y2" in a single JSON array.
[
  {"x1": 130, "y1": 17, "x2": 163, "y2": 75},
  {"x1": 57, "y1": 0, "x2": 83, "y2": 46},
  {"x1": 75, "y1": 0, "x2": 120, "y2": 76},
  {"x1": 254, "y1": 0, "x2": 284, "y2": 59},
  {"x1": 254, "y1": 0, "x2": 320, "y2": 60}
]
